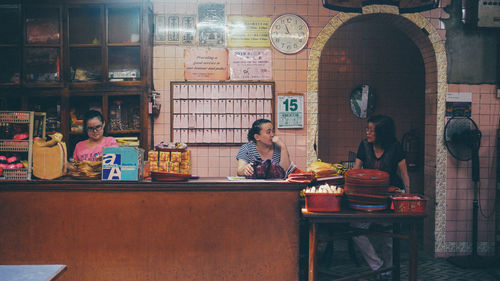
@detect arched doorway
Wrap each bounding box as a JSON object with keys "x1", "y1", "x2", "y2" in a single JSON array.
[{"x1": 306, "y1": 7, "x2": 447, "y2": 255}]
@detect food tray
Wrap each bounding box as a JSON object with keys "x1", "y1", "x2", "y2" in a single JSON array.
[
  {"x1": 151, "y1": 171, "x2": 191, "y2": 181},
  {"x1": 305, "y1": 193, "x2": 342, "y2": 212},
  {"x1": 391, "y1": 194, "x2": 427, "y2": 213}
]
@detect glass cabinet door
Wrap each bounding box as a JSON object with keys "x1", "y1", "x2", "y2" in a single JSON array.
[
  {"x1": 24, "y1": 6, "x2": 61, "y2": 84},
  {"x1": 0, "y1": 5, "x2": 20, "y2": 84},
  {"x1": 0, "y1": 5, "x2": 20, "y2": 44},
  {"x1": 108, "y1": 47, "x2": 141, "y2": 81},
  {"x1": 69, "y1": 7, "x2": 102, "y2": 45},
  {"x1": 108, "y1": 7, "x2": 140, "y2": 44},
  {"x1": 70, "y1": 48, "x2": 102, "y2": 82},
  {"x1": 24, "y1": 47, "x2": 60, "y2": 82},
  {"x1": 0, "y1": 48, "x2": 20, "y2": 84},
  {"x1": 25, "y1": 7, "x2": 60, "y2": 44}
]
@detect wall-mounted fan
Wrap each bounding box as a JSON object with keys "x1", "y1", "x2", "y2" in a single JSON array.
[{"x1": 444, "y1": 117, "x2": 493, "y2": 268}]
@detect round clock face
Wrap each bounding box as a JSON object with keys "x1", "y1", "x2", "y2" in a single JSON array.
[{"x1": 269, "y1": 14, "x2": 309, "y2": 54}]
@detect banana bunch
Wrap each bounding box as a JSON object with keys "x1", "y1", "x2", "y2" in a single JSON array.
[{"x1": 334, "y1": 163, "x2": 348, "y2": 175}]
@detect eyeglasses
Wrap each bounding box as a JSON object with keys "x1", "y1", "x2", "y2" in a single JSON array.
[
  {"x1": 87, "y1": 124, "x2": 103, "y2": 132},
  {"x1": 365, "y1": 127, "x2": 374, "y2": 133}
]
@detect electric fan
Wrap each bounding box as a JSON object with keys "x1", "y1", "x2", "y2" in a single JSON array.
[{"x1": 444, "y1": 117, "x2": 493, "y2": 268}]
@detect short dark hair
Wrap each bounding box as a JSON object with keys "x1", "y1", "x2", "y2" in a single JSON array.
[
  {"x1": 368, "y1": 115, "x2": 396, "y2": 149},
  {"x1": 83, "y1": 110, "x2": 106, "y2": 134},
  {"x1": 248, "y1": 119, "x2": 272, "y2": 142}
]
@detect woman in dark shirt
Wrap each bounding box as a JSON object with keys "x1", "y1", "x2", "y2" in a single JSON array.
[
  {"x1": 354, "y1": 115, "x2": 410, "y2": 190},
  {"x1": 352, "y1": 115, "x2": 410, "y2": 278}
]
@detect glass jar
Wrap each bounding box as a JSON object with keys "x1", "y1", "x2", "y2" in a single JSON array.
[
  {"x1": 109, "y1": 100, "x2": 123, "y2": 130},
  {"x1": 131, "y1": 105, "x2": 140, "y2": 130}
]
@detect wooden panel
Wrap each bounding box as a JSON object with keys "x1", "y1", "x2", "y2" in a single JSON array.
[{"x1": 0, "y1": 187, "x2": 300, "y2": 281}]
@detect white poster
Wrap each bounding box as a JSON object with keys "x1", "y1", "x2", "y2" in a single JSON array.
[
  {"x1": 229, "y1": 49, "x2": 272, "y2": 81},
  {"x1": 277, "y1": 94, "x2": 304, "y2": 129}
]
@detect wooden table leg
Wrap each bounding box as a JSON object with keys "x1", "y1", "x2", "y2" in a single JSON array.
[
  {"x1": 308, "y1": 222, "x2": 318, "y2": 281},
  {"x1": 392, "y1": 223, "x2": 401, "y2": 281},
  {"x1": 409, "y1": 222, "x2": 418, "y2": 281}
]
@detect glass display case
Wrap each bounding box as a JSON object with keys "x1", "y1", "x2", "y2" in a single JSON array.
[
  {"x1": 69, "y1": 7, "x2": 102, "y2": 45},
  {"x1": 25, "y1": 7, "x2": 60, "y2": 44},
  {"x1": 0, "y1": 5, "x2": 20, "y2": 84},
  {"x1": 108, "y1": 47, "x2": 141, "y2": 81},
  {"x1": 0, "y1": 1, "x2": 151, "y2": 153},
  {"x1": 70, "y1": 48, "x2": 102, "y2": 82},
  {"x1": 24, "y1": 47, "x2": 60, "y2": 82},
  {"x1": 108, "y1": 7, "x2": 140, "y2": 44},
  {"x1": 0, "y1": 48, "x2": 20, "y2": 84},
  {"x1": 0, "y1": 5, "x2": 20, "y2": 44}
]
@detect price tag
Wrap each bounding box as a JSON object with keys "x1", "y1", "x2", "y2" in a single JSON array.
[{"x1": 277, "y1": 94, "x2": 304, "y2": 129}]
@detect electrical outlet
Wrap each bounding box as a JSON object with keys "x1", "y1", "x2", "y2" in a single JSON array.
[{"x1": 497, "y1": 89, "x2": 500, "y2": 98}]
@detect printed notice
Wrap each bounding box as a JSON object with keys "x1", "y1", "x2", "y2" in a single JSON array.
[
  {"x1": 277, "y1": 94, "x2": 304, "y2": 129},
  {"x1": 184, "y1": 48, "x2": 228, "y2": 80},
  {"x1": 227, "y1": 16, "x2": 271, "y2": 47},
  {"x1": 229, "y1": 49, "x2": 272, "y2": 81},
  {"x1": 198, "y1": 3, "x2": 225, "y2": 46}
]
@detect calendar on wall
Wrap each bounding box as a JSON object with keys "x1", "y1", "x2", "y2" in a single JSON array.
[{"x1": 170, "y1": 81, "x2": 275, "y2": 145}]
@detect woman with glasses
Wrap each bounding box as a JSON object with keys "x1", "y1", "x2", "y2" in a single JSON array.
[
  {"x1": 73, "y1": 110, "x2": 117, "y2": 162},
  {"x1": 352, "y1": 115, "x2": 410, "y2": 279}
]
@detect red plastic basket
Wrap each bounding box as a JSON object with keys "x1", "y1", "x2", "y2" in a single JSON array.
[
  {"x1": 305, "y1": 193, "x2": 342, "y2": 212},
  {"x1": 391, "y1": 194, "x2": 427, "y2": 213}
]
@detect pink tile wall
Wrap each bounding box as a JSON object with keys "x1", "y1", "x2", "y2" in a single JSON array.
[
  {"x1": 151, "y1": 0, "x2": 336, "y2": 177},
  {"x1": 445, "y1": 84, "x2": 499, "y2": 251},
  {"x1": 317, "y1": 16, "x2": 426, "y2": 193}
]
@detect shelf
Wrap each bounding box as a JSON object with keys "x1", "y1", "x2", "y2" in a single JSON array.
[
  {"x1": 108, "y1": 129, "x2": 140, "y2": 135},
  {"x1": 0, "y1": 140, "x2": 30, "y2": 152}
]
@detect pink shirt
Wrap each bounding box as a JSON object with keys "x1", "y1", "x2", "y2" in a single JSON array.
[{"x1": 73, "y1": 137, "x2": 118, "y2": 162}]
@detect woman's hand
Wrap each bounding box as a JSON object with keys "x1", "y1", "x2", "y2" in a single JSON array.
[
  {"x1": 272, "y1": 136, "x2": 285, "y2": 148},
  {"x1": 243, "y1": 162, "x2": 254, "y2": 177}
]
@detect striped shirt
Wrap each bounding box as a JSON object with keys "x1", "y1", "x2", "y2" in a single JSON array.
[{"x1": 236, "y1": 142, "x2": 281, "y2": 164}]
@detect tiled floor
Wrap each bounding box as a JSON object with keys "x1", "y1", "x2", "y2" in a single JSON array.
[{"x1": 317, "y1": 247, "x2": 500, "y2": 281}]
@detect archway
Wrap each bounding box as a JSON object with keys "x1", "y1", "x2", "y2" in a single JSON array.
[{"x1": 306, "y1": 6, "x2": 447, "y2": 255}]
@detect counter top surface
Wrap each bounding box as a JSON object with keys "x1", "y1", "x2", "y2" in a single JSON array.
[{"x1": 0, "y1": 177, "x2": 306, "y2": 191}]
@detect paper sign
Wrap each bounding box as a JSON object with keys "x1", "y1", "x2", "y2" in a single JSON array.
[
  {"x1": 227, "y1": 16, "x2": 271, "y2": 47},
  {"x1": 198, "y1": 3, "x2": 225, "y2": 46},
  {"x1": 226, "y1": 114, "x2": 234, "y2": 128},
  {"x1": 174, "y1": 100, "x2": 181, "y2": 113},
  {"x1": 173, "y1": 85, "x2": 181, "y2": 98},
  {"x1": 229, "y1": 49, "x2": 272, "y2": 81},
  {"x1": 277, "y1": 94, "x2": 304, "y2": 129},
  {"x1": 185, "y1": 48, "x2": 228, "y2": 80}
]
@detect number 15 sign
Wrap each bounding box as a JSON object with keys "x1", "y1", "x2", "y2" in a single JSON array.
[{"x1": 277, "y1": 94, "x2": 304, "y2": 129}]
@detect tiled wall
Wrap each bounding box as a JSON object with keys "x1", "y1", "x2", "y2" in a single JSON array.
[
  {"x1": 151, "y1": 0, "x2": 499, "y2": 256},
  {"x1": 152, "y1": 0, "x2": 336, "y2": 176}
]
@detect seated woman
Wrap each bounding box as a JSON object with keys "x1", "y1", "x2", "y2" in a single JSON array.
[
  {"x1": 236, "y1": 119, "x2": 291, "y2": 178},
  {"x1": 352, "y1": 115, "x2": 410, "y2": 279},
  {"x1": 73, "y1": 110, "x2": 118, "y2": 162}
]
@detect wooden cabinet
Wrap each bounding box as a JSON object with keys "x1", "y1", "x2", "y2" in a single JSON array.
[{"x1": 0, "y1": 0, "x2": 152, "y2": 156}]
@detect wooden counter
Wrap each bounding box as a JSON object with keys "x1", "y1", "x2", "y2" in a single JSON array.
[{"x1": 0, "y1": 178, "x2": 305, "y2": 281}]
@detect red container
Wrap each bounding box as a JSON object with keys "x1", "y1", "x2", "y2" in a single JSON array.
[
  {"x1": 391, "y1": 194, "x2": 427, "y2": 213},
  {"x1": 305, "y1": 193, "x2": 342, "y2": 212}
]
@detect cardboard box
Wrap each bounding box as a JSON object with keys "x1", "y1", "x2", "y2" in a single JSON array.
[{"x1": 102, "y1": 147, "x2": 144, "y2": 181}]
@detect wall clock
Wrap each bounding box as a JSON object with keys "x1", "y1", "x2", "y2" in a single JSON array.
[{"x1": 269, "y1": 14, "x2": 309, "y2": 54}]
